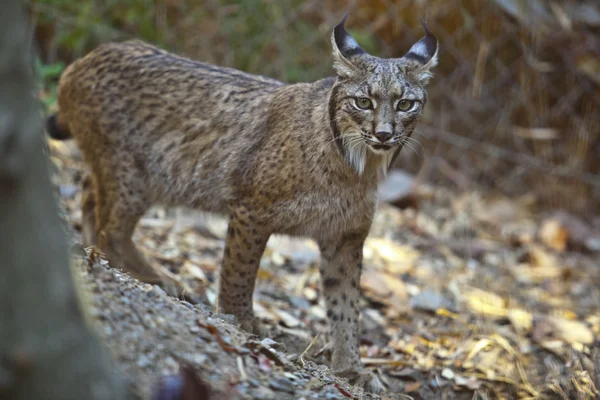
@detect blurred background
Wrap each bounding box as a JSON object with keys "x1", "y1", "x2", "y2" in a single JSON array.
[{"x1": 27, "y1": 0, "x2": 600, "y2": 215}]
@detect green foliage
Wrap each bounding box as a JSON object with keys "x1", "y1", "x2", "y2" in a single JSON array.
[
  {"x1": 31, "y1": 0, "x2": 162, "y2": 57},
  {"x1": 29, "y1": 0, "x2": 381, "y2": 85},
  {"x1": 35, "y1": 57, "x2": 64, "y2": 111}
]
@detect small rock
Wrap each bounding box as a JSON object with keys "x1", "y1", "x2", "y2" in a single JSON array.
[
  {"x1": 247, "y1": 387, "x2": 276, "y2": 400},
  {"x1": 59, "y1": 184, "x2": 78, "y2": 198},
  {"x1": 441, "y1": 368, "x2": 454, "y2": 380},
  {"x1": 409, "y1": 289, "x2": 455, "y2": 313},
  {"x1": 137, "y1": 354, "x2": 152, "y2": 368},
  {"x1": 180, "y1": 300, "x2": 195, "y2": 310},
  {"x1": 268, "y1": 377, "x2": 296, "y2": 394},
  {"x1": 194, "y1": 302, "x2": 213, "y2": 314},
  {"x1": 378, "y1": 169, "x2": 414, "y2": 204},
  {"x1": 261, "y1": 337, "x2": 286, "y2": 352},
  {"x1": 210, "y1": 313, "x2": 238, "y2": 325},
  {"x1": 148, "y1": 285, "x2": 168, "y2": 299},
  {"x1": 305, "y1": 377, "x2": 325, "y2": 391},
  {"x1": 585, "y1": 236, "x2": 600, "y2": 252},
  {"x1": 289, "y1": 295, "x2": 311, "y2": 310}
]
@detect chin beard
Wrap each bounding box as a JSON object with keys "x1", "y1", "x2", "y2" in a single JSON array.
[{"x1": 342, "y1": 137, "x2": 397, "y2": 178}]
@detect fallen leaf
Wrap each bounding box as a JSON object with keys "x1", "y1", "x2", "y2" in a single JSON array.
[
  {"x1": 514, "y1": 126, "x2": 559, "y2": 140},
  {"x1": 180, "y1": 261, "x2": 208, "y2": 281},
  {"x1": 508, "y1": 308, "x2": 533, "y2": 334},
  {"x1": 441, "y1": 368, "x2": 455, "y2": 380},
  {"x1": 538, "y1": 218, "x2": 568, "y2": 252},
  {"x1": 553, "y1": 211, "x2": 600, "y2": 252},
  {"x1": 404, "y1": 381, "x2": 420, "y2": 393},
  {"x1": 274, "y1": 309, "x2": 303, "y2": 328},
  {"x1": 361, "y1": 269, "x2": 409, "y2": 313},
  {"x1": 195, "y1": 321, "x2": 248, "y2": 355},
  {"x1": 463, "y1": 288, "x2": 507, "y2": 317},
  {"x1": 364, "y1": 238, "x2": 419, "y2": 275},
  {"x1": 453, "y1": 375, "x2": 482, "y2": 390},
  {"x1": 333, "y1": 383, "x2": 358, "y2": 399},
  {"x1": 537, "y1": 315, "x2": 594, "y2": 346}
]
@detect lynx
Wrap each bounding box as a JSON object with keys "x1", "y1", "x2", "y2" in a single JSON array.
[{"x1": 46, "y1": 15, "x2": 438, "y2": 393}]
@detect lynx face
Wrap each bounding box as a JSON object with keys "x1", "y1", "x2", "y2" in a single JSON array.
[{"x1": 329, "y1": 16, "x2": 438, "y2": 175}]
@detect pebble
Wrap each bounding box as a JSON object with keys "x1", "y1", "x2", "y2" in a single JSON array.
[
  {"x1": 210, "y1": 313, "x2": 238, "y2": 325},
  {"x1": 194, "y1": 302, "x2": 213, "y2": 314},
  {"x1": 268, "y1": 377, "x2": 296, "y2": 394},
  {"x1": 148, "y1": 285, "x2": 167, "y2": 299},
  {"x1": 289, "y1": 295, "x2": 311, "y2": 310},
  {"x1": 137, "y1": 354, "x2": 152, "y2": 368},
  {"x1": 247, "y1": 386, "x2": 277, "y2": 400},
  {"x1": 409, "y1": 289, "x2": 456, "y2": 312},
  {"x1": 305, "y1": 377, "x2": 325, "y2": 391}
]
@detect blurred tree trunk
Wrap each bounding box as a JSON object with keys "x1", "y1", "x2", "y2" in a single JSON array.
[{"x1": 0, "y1": 2, "x2": 130, "y2": 399}]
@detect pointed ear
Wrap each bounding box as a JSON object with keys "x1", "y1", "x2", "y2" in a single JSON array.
[
  {"x1": 403, "y1": 19, "x2": 439, "y2": 84},
  {"x1": 331, "y1": 13, "x2": 365, "y2": 78}
]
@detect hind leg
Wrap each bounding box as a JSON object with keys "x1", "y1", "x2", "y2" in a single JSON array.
[{"x1": 95, "y1": 160, "x2": 162, "y2": 285}]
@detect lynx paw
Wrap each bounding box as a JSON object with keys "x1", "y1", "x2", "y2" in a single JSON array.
[
  {"x1": 238, "y1": 316, "x2": 266, "y2": 336},
  {"x1": 350, "y1": 370, "x2": 382, "y2": 394},
  {"x1": 337, "y1": 368, "x2": 383, "y2": 394}
]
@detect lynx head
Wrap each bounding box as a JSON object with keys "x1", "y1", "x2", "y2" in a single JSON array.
[{"x1": 328, "y1": 14, "x2": 438, "y2": 176}]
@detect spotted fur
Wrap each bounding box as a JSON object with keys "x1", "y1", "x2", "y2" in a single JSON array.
[{"x1": 46, "y1": 15, "x2": 438, "y2": 393}]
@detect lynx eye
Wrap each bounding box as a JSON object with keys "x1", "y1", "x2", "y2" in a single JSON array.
[
  {"x1": 397, "y1": 99, "x2": 415, "y2": 112},
  {"x1": 355, "y1": 97, "x2": 373, "y2": 110}
]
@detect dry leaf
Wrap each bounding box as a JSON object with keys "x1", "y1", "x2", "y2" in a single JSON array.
[
  {"x1": 538, "y1": 218, "x2": 568, "y2": 252},
  {"x1": 514, "y1": 126, "x2": 559, "y2": 140},
  {"x1": 274, "y1": 309, "x2": 303, "y2": 328},
  {"x1": 463, "y1": 288, "x2": 507, "y2": 318},
  {"x1": 180, "y1": 261, "x2": 208, "y2": 281},
  {"x1": 547, "y1": 316, "x2": 594, "y2": 346},
  {"x1": 364, "y1": 238, "x2": 419, "y2": 275},
  {"x1": 404, "y1": 381, "x2": 420, "y2": 393},
  {"x1": 508, "y1": 308, "x2": 533, "y2": 334},
  {"x1": 361, "y1": 269, "x2": 409, "y2": 313},
  {"x1": 527, "y1": 245, "x2": 558, "y2": 268}
]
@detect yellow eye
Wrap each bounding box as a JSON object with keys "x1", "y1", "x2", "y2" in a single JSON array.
[
  {"x1": 397, "y1": 99, "x2": 415, "y2": 112},
  {"x1": 355, "y1": 97, "x2": 373, "y2": 110}
]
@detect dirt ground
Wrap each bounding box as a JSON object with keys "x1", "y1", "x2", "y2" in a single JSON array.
[{"x1": 48, "y1": 139, "x2": 600, "y2": 400}]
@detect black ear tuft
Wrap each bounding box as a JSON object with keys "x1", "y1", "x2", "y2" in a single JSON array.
[
  {"x1": 404, "y1": 17, "x2": 439, "y2": 65},
  {"x1": 333, "y1": 13, "x2": 366, "y2": 59}
]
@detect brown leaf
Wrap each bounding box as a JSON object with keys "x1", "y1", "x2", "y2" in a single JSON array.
[
  {"x1": 364, "y1": 238, "x2": 418, "y2": 274},
  {"x1": 195, "y1": 321, "x2": 247, "y2": 355},
  {"x1": 514, "y1": 126, "x2": 559, "y2": 140},
  {"x1": 404, "y1": 381, "x2": 420, "y2": 393},
  {"x1": 538, "y1": 218, "x2": 568, "y2": 252},
  {"x1": 361, "y1": 269, "x2": 409, "y2": 313},
  {"x1": 334, "y1": 383, "x2": 358, "y2": 399},
  {"x1": 508, "y1": 308, "x2": 533, "y2": 335},
  {"x1": 533, "y1": 315, "x2": 594, "y2": 346}
]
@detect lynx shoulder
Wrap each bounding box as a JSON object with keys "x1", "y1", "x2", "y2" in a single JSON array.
[{"x1": 47, "y1": 15, "x2": 438, "y2": 393}]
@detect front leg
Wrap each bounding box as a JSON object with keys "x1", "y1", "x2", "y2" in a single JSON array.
[
  {"x1": 217, "y1": 207, "x2": 270, "y2": 334},
  {"x1": 319, "y1": 231, "x2": 382, "y2": 393}
]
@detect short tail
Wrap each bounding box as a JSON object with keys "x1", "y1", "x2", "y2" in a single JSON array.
[{"x1": 45, "y1": 113, "x2": 72, "y2": 140}]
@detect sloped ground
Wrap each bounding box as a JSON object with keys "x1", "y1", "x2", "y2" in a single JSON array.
[{"x1": 49, "y1": 139, "x2": 600, "y2": 399}]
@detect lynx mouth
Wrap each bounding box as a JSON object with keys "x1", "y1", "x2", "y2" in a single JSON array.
[
  {"x1": 372, "y1": 144, "x2": 392, "y2": 150},
  {"x1": 368, "y1": 142, "x2": 396, "y2": 152}
]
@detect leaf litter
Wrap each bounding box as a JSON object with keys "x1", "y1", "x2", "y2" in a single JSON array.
[{"x1": 49, "y1": 140, "x2": 600, "y2": 399}]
